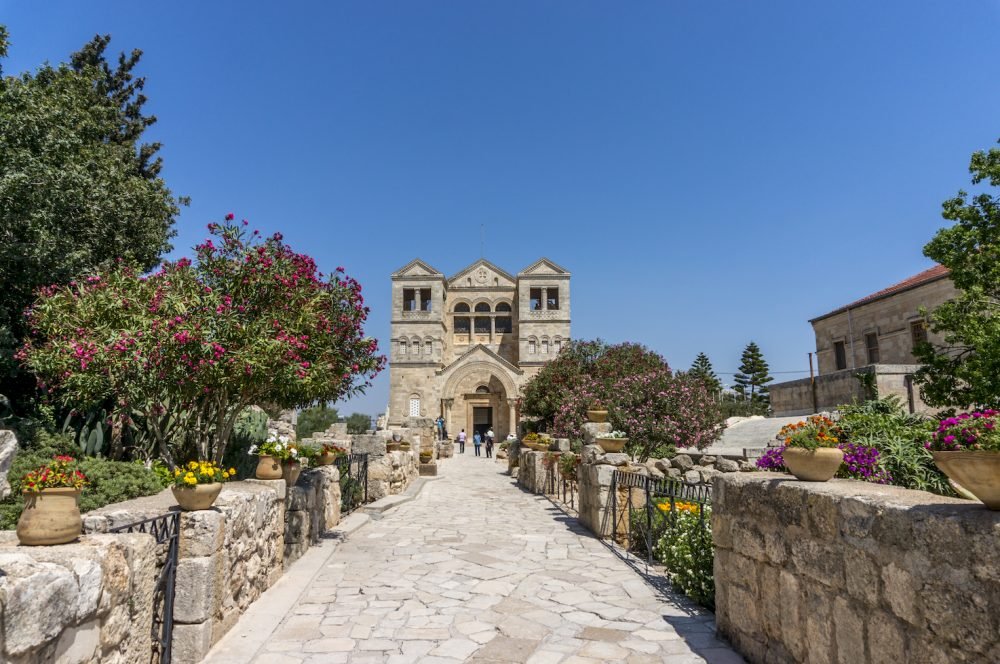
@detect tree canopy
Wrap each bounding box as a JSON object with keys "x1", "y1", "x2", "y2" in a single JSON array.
[
  {"x1": 915, "y1": 138, "x2": 1000, "y2": 409},
  {"x1": 689, "y1": 352, "x2": 722, "y2": 393},
  {"x1": 0, "y1": 29, "x2": 183, "y2": 411},
  {"x1": 296, "y1": 405, "x2": 340, "y2": 440},
  {"x1": 733, "y1": 341, "x2": 772, "y2": 405}
]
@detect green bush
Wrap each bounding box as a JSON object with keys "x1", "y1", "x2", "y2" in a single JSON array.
[
  {"x1": 0, "y1": 432, "x2": 169, "y2": 529},
  {"x1": 837, "y1": 398, "x2": 953, "y2": 496},
  {"x1": 653, "y1": 503, "x2": 715, "y2": 608}
]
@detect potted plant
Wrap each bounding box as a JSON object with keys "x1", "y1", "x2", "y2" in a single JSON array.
[
  {"x1": 929, "y1": 410, "x2": 1000, "y2": 509},
  {"x1": 596, "y1": 430, "x2": 628, "y2": 453},
  {"x1": 419, "y1": 450, "x2": 433, "y2": 464},
  {"x1": 522, "y1": 432, "x2": 541, "y2": 451},
  {"x1": 387, "y1": 439, "x2": 403, "y2": 452},
  {"x1": 249, "y1": 433, "x2": 299, "y2": 482},
  {"x1": 542, "y1": 451, "x2": 561, "y2": 471},
  {"x1": 779, "y1": 415, "x2": 844, "y2": 481},
  {"x1": 17, "y1": 456, "x2": 89, "y2": 546},
  {"x1": 171, "y1": 461, "x2": 235, "y2": 511},
  {"x1": 317, "y1": 443, "x2": 346, "y2": 466},
  {"x1": 559, "y1": 452, "x2": 580, "y2": 479},
  {"x1": 586, "y1": 402, "x2": 609, "y2": 423},
  {"x1": 400, "y1": 441, "x2": 412, "y2": 452}
]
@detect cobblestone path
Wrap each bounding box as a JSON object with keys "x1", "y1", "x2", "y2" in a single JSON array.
[{"x1": 221, "y1": 453, "x2": 742, "y2": 663}]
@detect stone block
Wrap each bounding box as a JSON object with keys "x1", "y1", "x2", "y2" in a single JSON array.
[
  {"x1": 779, "y1": 570, "x2": 805, "y2": 662},
  {"x1": 654, "y1": 459, "x2": 672, "y2": 473},
  {"x1": 581, "y1": 444, "x2": 603, "y2": 464},
  {"x1": 716, "y1": 458, "x2": 739, "y2": 473},
  {"x1": 0, "y1": 429, "x2": 17, "y2": 500},
  {"x1": 682, "y1": 470, "x2": 701, "y2": 485},
  {"x1": 244, "y1": 478, "x2": 286, "y2": 500},
  {"x1": 174, "y1": 555, "x2": 221, "y2": 624},
  {"x1": 171, "y1": 621, "x2": 214, "y2": 664},
  {"x1": 419, "y1": 462, "x2": 438, "y2": 476},
  {"x1": 553, "y1": 438, "x2": 571, "y2": 452},
  {"x1": 179, "y1": 509, "x2": 225, "y2": 558},
  {"x1": 673, "y1": 454, "x2": 694, "y2": 471},
  {"x1": 868, "y1": 610, "x2": 906, "y2": 664},
  {"x1": 351, "y1": 433, "x2": 387, "y2": 457},
  {"x1": 52, "y1": 618, "x2": 100, "y2": 664},
  {"x1": 833, "y1": 597, "x2": 865, "y2": 664},
  {"x1": 581, "y1": 422, "x2": 610, "y2": 446},
  {"x1": 596, "y1": 453, "x2": 630, "y2": 466}
]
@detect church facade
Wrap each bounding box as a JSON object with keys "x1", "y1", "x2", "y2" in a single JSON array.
[{"x1": 387, "y1": 258, "x2": 570, "y2": 440}]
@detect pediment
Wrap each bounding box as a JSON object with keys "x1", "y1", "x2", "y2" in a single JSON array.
[
  {"x1": 518, "y1": 257, "x2": 569, "y2": 276},
  {"x1": 448, "y1": 259, "x2": 516, "y2": 288},
  {"x1": 392, "y1": 259, "x2": 444, "y2": 278},
  {"x1": 437, "y1": 344, "x2": 523, "y2": 377}
]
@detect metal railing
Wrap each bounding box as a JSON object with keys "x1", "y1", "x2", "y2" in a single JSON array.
[
  {"x1": 110, "y1": 512, "x2": 180, "y2": 663},
  {"x1": 607, "y1": 470, "x2": 711, "y2": 563},
  {"x1": 541, "y1": 454, "x2": 579, "y2": 511},
  {"x1": 335, "y1": 452, "x2": 369, "y2": 514}
]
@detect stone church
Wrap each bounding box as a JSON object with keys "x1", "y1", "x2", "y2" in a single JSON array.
[{"x1": 387, "y1": 258, "x2": 570, "y2": 440}]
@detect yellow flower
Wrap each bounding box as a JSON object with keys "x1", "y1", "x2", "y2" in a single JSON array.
[
  {"x1": 184, "y1": 475, "x2": 197, "y2": 486},
  {"x1": 229, "y1": 468, "x2": 236, "y2": 475},
  {"x1": 222, "y1": 471, "x2": 229, "y2": 479},
  {"x1": 174, "y1": 468, "x2": 181, "y2": 477},
  {"x1": 188, "y1": 461, "x2": 198, "y2": 470}
]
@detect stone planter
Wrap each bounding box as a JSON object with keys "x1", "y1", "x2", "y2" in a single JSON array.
[
  {"x1": 419, "y1": 455, "x2": 433, "y2": 465},
  {"x1": 933, "y1": 451, "x2": 1000, "y2": 509},
  {"x1": 17, "y1": 488, "x2": 82, "y2": 546},
  {"x1": 387, "y1": 442, "x2": 402, "y2": 452},
  {"x1": 255, "y1": 454, "x2": 283, "y2": 480},
  {"x1": 400, "y1": 443, "x2": 412, "y2": 452},
  {"x1": 316, "y1": 451, "x2": 337, "y2": 466},
  {"x1": 282, "y1": 460, "x2": 302, "y2": 487},
  {"x1": 586, "y1": 409, "x2": 609, "y2": 423},
  {"x1": 171, "y1": 482, "x2": 223, "y2": 511},
  {"x1": 783, "y1": 447, "x2": 844, "y2": 482},
  {"x1": 596, "y1": 437, "x2": 627, "y2": 453}
]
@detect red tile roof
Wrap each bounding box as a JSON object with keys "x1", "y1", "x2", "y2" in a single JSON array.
[{"x1": 810, "y1": 265, "x2": 951, "y2": 322}]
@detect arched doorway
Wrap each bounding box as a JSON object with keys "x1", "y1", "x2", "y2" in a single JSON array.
[{"x1": 440, "y1": 363, "x2": 518, "y2": 441}]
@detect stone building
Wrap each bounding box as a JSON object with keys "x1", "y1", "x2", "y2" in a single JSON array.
[
  {"x1": 387, "y1": 257, "x2": 570, "y2": 440},
  {"x1": 770, "y1": 265, "x2": 957, "y2": 416}
]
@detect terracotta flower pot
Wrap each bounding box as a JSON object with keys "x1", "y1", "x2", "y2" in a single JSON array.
[
  {"x1": 317, "y1": 451, "x2": 337, "y2": 466},
  {"x1": 596, "y1": 437, "x2": 627, "y2": 453},
  {"x1": 282, "y1": 460, "x2": 302, "y2": 487},
  {"x1": 17, "y1": 488, "x2": 82, "y2": 546},
  {"x1": 172, "y1": 483, "x2": 223, "y2": 511},
  {"x1": 783, "y1": 447, "x2": 844, "y2": 482},
  {"x1": 586, "y1": 409, "x2": 609, "y2": 423},
  {"x1": 933, "y1": 451, "x2": 1000, "y2": 510},
  {"x1": 255, "y1": 454, "x2": 283, "y2": 480}
]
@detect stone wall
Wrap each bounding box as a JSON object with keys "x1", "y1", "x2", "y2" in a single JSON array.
[
  {"x1": 0, "y1": 531, "x2": 157, "y2": 664},
  {"x1": 713, "y1": 472, "x2": 1000, "y2": 664},
  {"x1": 366, "y1": 451, "x2": 418, "y2": 501},
  {"x1": 770, "y1": 364, "x2": 932, "y2": 417},
  {"x1": 283, "y1": 466, "x2": 341, "y2": 565}
]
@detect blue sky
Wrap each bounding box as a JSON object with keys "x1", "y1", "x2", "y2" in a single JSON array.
[{"x1": 3, "y1": 1, "x2": 999, "y2": 416}]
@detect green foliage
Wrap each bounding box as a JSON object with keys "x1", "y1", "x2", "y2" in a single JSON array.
[
  {"x1": 296, "y1": 405, "x2": 339, "y2": 439},
  {"x1": 344, "y1": 412, "x2": 371, "y2": 435},
  {"x1": 718, "y1": 397, "x2": 768, "y2": 418},
  {"x1": 0, "y1": 30, "x2": 183, "y2": 411},
  {"x1": 224, "y1": 407, "x2": 270, "y2": 479},
  {"x1": 0, "y1": 432, "x2": 169, "y2": 529},
  {"x1": 652, "y1": 504, "x2": 715, "y2": 608},
  {"x1": 62, "y1": 407, "x2": 110, "y2": 456},
  {"x1": 689, "y1": 353, "x2": 721, "y2": 393},
  {"x1": 733, "y1": 341, "x2": 772, "y2": 405},
  {"x1": 915, "y1": 139, "x2": 1000, "y2": 410},
  {"x1": 837, "y1": 397, "x2": 952, "y2": 496},
  {"x1": 521, "y1": 339, "x2": 608, "y2": 427}
]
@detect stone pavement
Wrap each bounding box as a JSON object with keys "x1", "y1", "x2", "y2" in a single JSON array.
[{"x1": 205, "y1": 452, "x2": 743, "y2": 664}]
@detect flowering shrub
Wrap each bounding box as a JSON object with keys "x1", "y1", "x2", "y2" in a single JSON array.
[
  {"x1": 653, "y1": 503, "x2": 714, "y2": 608},
  {"x1": 552, "y1": 385, "x2": 596, "y2": 441},
  {"x1": 172, "y1": 461, "x2": 235, "y2": 487},
  {"x1": 250, "y1": 433, "x2": 299, "y2": 461},
  {"x1": 930, "y1": 410, "x2": 1000, "y2": 451},
  {"x1": 779, "y1": 415, "x2": 841, "y2": 450},
  {"x1": 838, "y1": 442, "x2": 892, "y2": 483},
  {"x1": 755, "y1": 447, "x2": 786, "y2": 471},
  {"x1": 19, "y1": 217, "x2": 384, "y2": 466},
  {"x1": 558, "y1": 452, "x2": 579, "y2": 477},
  {"x1": 609, "y1": 370, "x2": 724, "y2": 461},
  {"x1": 21, "y1": 455, "x2": 89, "y2": 492}
]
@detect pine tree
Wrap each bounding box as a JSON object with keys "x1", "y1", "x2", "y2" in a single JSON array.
[
  {"x1": 733, "y1": 342, "x2": 773, "y2": 404},
  {"x1": 689, "y1": 352, "x2": 722, "y2": 393}
]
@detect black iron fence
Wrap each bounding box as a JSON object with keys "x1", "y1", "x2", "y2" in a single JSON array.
[
  {"x1": 607, "y1": 470, "x2": 711, "y2": 563},
  {"x1": 335, "y1": 452, "x2": 369, "y2": 514},
  {"x1": 109, "y1": 511, "x2": 180, "y2": 664},
  {"x1": 540, "y1": 453, "x2": 579, "y2": 511}
]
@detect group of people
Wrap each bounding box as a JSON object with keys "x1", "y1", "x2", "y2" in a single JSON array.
[{"x1": 455, "y1": 428, "x2": 494, "y2": 457}]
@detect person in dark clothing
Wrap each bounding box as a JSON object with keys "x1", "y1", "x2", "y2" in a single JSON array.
[
  {"x1": 485, "y1": 428, "x2": 494, "y2": 458},
  {"x1": 473, "y1": 431, "x2": 482, "y2": 456}
]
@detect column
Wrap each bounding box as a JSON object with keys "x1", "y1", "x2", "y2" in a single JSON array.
[
  {"x1": 507, "y1": 399, "x2": 518, "y2": 439},
  {"x1": 443, "y1": 399, "x2": 454, "y2": 437},
  {"x1": 541, "y1": 288, "x2": 548, "y2": 310}
]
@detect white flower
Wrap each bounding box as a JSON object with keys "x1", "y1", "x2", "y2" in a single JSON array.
[
  {"x1": 275, "y1": 442, "x2": 284, "y2": 451},
  {"x1": 279, "y1": 435, "x2": 290, "y2": 444},
  {"x1": 248, "y1": 445, "x2": 258, "y2": 456},
  {"x1": 290, "y1": 449, "x2": 298, "y2": 458},
  {"x1": 266, "y1": 432, "x2": 278, "y2": 443}
]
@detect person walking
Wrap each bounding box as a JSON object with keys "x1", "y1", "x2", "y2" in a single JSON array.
[
  {"x1": 485, "y1": 428, "x2": 495, "y2": 458},
  {"x1": 457, "y1": 429, "x2": 466, "y2": 454},
  {"x1": 435, "y1": 416, "x2": 444, "y2": 440},
  {"x1": 473, "y1": 431, "x2": 482, "y2": 457}
]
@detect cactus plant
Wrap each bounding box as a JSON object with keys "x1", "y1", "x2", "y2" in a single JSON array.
[{"x1": 62, "y1": 408, "x2": 109, "y2": 457}]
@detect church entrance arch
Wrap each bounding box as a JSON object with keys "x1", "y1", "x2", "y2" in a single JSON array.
[{"x1": 440, "y1": 363, "x2": 518, "y2": 442}]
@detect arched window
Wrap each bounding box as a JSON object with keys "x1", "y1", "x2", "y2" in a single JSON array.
[
  {"x1": 495, "y1": 302, "x2": 512, "y2": 334},
  {"x1": 454, "y1": 303, "x2": 470, "y2": 313},
  {"x1": 476, "y1": 385, "x2": 490, "y2": 394},
  {"x1": 408, "y1": 394, "x2": 421, "y2": 417},
  {"x1": 453, "y1": 302, "x2": 471, "y2": 336},
  {"x1": 541, "y1": 337, "x2": 549, "y2": 354},
  {"x1": 475, "y1": 316, "x2": 491, "y2": 334},
  {"x1": 399, "y1": 340, "x2": 407, "y2": 356},
  {"x1": 411, "y1": 337, "x2": 421, "y2": 356},
  {"x1": 554, "y1": 337, "x2": 562, "y2": 354},
  {"x1": 528, "y1": 337, "x2": 537, "y2": 355},
  {"x1": 424, "y1": 337, "x2": 433, "y2": 356},
  {"x1": 474, "y1": 302, "x2": 491, "y2": 312}
]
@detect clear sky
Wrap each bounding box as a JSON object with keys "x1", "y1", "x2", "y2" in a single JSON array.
[{"x1": 3, "y1": 1, "x2": 999, "y2": 417}]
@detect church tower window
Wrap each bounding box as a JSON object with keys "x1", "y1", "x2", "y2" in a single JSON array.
[
  {"x1": 403, "y1": 289, "x2": 417, "y2": 311},
  {"x1": 530, "y1": 288, "x2": 543, "y2": 311},
  {"x1": 547, "y1": 288, "x2": 559, "y2": 310},
  {"x1": 495, "y1": 302, "x2": 512, "y2": 333},
  {"x1": 420, "y1": 288, "x2": 432, "y2": 311}
]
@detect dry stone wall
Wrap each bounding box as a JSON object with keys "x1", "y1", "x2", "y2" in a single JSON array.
[
  {"x1": 0, "y1": 532, "x2": 157, "y2": 664},
  {"x1": 366, "y1": 451, "x2": 418, "y2": 501},
  {"x1": 713, "y1": 472, "x2": 1000, "y2": 664},
  {"x1": 282, "y1": 466, "x2": 340, "y2": 565}
]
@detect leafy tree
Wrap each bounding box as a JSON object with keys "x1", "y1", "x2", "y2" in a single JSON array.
[
  {"x1": 733, "y1": 342, "x2": 772, "y2": 405},
  {"x1": 19, "y1": 218, "x2": 385, "y2": 466},
  {"x1": 0, "y1": 29, "x2": 184, "y2": 410},
  {"x1": 521, "y1": 339, "x2": 607, "y2": 427},
  {"x1": 297, "y1": 405, "x2": 340, "y2": 439},
  {"x1": 915, "y1": 139, "x2": 1000, "y2": 409},
  {"x1": 344, "y1": 412, "x2": 371, "y2": 434},
  {"x1": 609, "y1": 371, "x2": 724, "y2": 461},
  {"x1": 689, "y1": 352, "x2": 721, "y2": 393}
]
